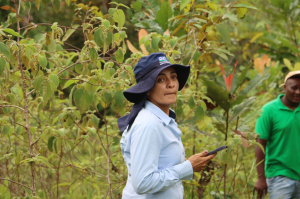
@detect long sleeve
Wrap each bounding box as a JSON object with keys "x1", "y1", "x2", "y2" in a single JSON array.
[{"x1": 130, "y1": 122, "x2": 193, "y2": 194}]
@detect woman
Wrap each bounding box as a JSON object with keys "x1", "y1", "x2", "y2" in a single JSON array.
[{"x1": 118, "y1": 52, "x2": 216, "y2": 199}]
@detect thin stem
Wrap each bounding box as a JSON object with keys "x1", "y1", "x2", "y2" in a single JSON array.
[
  {"x1": 104, "y1": 107, "x2": 113, "y2": 199},
  {"x1": 14, "y1": 0, "x2": 36, "y2": 196},
  {"x1": 0, "y1": 105, "x2": 24, "y2": 111},
  {"x1": 224, "y1": 110, "x2": 229, "y2": 199},
  {"x1": 0, "y1": 178, "x2": 32, "y2": 190}
]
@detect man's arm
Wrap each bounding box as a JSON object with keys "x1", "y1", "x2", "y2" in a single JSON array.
[{"x1": 255, "y1": 138, "x2": 268, "y2": 198}]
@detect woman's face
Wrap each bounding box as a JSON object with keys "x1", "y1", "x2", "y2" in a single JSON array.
[{"x1": 148, "y1": 67, "x2": 179, "y2": 112}]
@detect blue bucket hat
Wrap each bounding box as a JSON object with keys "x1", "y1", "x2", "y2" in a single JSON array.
[{"x1": 117, "y1": 52, "x2": 190, "y2": 131}]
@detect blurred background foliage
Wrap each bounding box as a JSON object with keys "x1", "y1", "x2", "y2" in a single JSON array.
[{"x1": 0, "y1": 0, "x2": 299, "y2": 198}]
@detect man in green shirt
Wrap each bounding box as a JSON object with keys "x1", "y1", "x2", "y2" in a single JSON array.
[{"x1": 255, "y1": 71, "x2": 300, "y2": 199}]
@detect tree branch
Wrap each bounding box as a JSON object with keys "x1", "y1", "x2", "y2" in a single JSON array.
[
  {"x1": 0, "y1": 178, "x2": 32, "y2": 190},
  {"x1": 0, "y1": 105, "x2": 24, "y2": 112}
]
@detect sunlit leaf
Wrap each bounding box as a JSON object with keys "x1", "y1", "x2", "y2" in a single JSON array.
[
  {"x1": 115, "y1": 48, "x2": 124, "y2": 64},
  {"x1": 38, "y1": 55, "x2": 47, "y2": 69},
  {"x1": 232, "y1": 3, "x2": 258, "y2": 10},
  {"x1": 283, "y1": 58, "x2": 294, "y2": 71},
  {"x1": 89, "y1": 48, "x2": 98, "y2": 63},
  {"x1": 180, "y1": 0, "x2": 191, "y2": 11},
  {"x1": 36, "y1": 0, "x2": 41, "y2": 10},
  {"x1": 113, "y1": 9, "x2": 125, "y2": 28},
  {"x1": 49, "y1": 74, "x2": 59, "y2": 89},
  {"x1": 62, "y1": 24, "x2": 80, "y2": 42},
  {"x1": 236, "y1": 8, "x2": 247, "y2": 19},
  {"x1": 196, "y1": 106, "x2": 204, "y2": 120},
  {"x1": 3, "y1": 28, "x2": 23, "y2": 37},
  {"x1": 223, "y1": 13, "x2": 238, "y2": 23},
  {"x1": 102, "y1": 20, "x2": 110, "y2": 29}
]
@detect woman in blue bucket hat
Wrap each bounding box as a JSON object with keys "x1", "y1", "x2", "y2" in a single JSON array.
[{"x1": 118, "y1": 52, "x2": 216, "y2": 198}]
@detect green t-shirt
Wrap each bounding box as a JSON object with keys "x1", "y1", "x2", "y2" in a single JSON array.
[{"x1": 255, "y1": 94, "x2": 300, "y2": 181}]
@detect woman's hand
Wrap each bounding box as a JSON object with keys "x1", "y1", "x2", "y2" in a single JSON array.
[{"x1": 188, "y1": 150, "x2": 217, "y2": 172}]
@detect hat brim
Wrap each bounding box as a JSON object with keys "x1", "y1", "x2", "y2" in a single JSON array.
[{"x1": 124, "y1": 64, "x2": 190, "y2": 103}]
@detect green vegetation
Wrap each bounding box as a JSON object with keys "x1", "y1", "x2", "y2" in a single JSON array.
[{"x1": 0, "y1": 0, "x2": 299, "y2": 198}]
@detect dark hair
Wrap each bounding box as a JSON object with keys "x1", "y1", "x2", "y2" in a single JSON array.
[{"x1": 287, "y1": 75, "x2": 300, "y2": 81}]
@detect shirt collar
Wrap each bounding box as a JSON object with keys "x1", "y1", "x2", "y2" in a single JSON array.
[
  {"x1": 144, "y1": 100, "x2": 176, "y2": 125},
  {"x1": 276, "y1": 94, "x2": 300, "y2": 111}
]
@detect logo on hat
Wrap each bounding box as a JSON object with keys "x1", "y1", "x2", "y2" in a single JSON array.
[{"x1": 158, "y1": 56, "x2": 171, "y2": 65}]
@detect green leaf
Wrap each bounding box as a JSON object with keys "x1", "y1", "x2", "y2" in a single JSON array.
[
  {"x1": 92, "y1": 115, "x2": 99, "y2": 128},
  {"x1": 216, "y1": 23, "x2": 231, "y2": 45},
  {"x1": 0, "y1": 58, "x2": 6, "y2": 74},
  {"x1": 229, "y1": 97, "x2": 256, "y2": 123},
  {"x1": 94, "y1": 29, "x2": 104, "y2": 47},
  {"x1": 240, "y1": 72, "x2": 270, "y2": 95},
  {"x1": 200, "y1": 76, "x2": 230, "y2": 111},
  {"x1": 114, "y1": 90, "x2": 125, "y2": 107},
  {"x1": 195, "y1": 106, "x2": 204, "y2": 120},
  {"x1": 180, "y1": 0, "x2": 191, "y2": 11},
  {"x1": 52, "y1": 0, "x2": 61, "y2": 12},
  {"x1": 38, "y1": 55, "x2": 47, "y2": 69},
  {"x1": 49, "y1": 74, "x2": 59, "y2": 89},
  {"x1": 62, "y1": 24, "x2": 80, "y2": 42},
  {"x1": 102, "y1": 20, "x2": 110, "y2": 29},
  {"x1": 170, "y1": 38, "x2": 178, "y2": 49},
  {"x1": 48, "y1": 136, "x2": 55, "y2": 152},
  {"x1": 36, "y1": 156, "x2": 52, "y2": 168},
  {"x1": 109, "y1": 8, "x2": 115, "y2": 16},
  {"x1": 33, "y1": 76, "x2": 43, "y2": 91},
  {"x1": 42, "y1": 0, "x2": 50, "y2": 5},
  {"x1": 43, "y1": 81, "x2": 53, "y2": 103},
  {"x1": 236, "y1": 8, "x2": 247, "y2": 19},
  {"x1": 74, "y1": 88, "x2": 94, "y2": 113},
  {"x1": 65, "y1": 0, "x2": 70, "y2": 6},
  {"x1": 188, "y1": 96, "x2": 195, "y2": 109},
  {"x1": 58, "y1": 128, "x2": 67, "y2": 136},
  {"x1": 103, "y1": 92, "x2": 112, "y2": 104},
  {"x1": 115, "y1": 48, "x2": 124, "y2": 63},
  {"x1": 0, "y1": 42, "x2": 10, "y2": 59},
  {"x1": 106, "y1": 31, "x2": 113, "y2": 47},
  {"x1": 155, "y1": 0, "x2": 173, "y2": 31},
  {"x1": 223, "y1": 13, "x2": 238, "y2": 23},
  {"x1": 283, "y1": 58, "x2": 294, "y2": 71},
  {"x1": 232, "y1": 3, "x2": 258, "y2": 10},
  {"x1": 3, "y1": 126, "x2": 12, "y2": 135},
  {"x1": 3, "y1": 28, "x2": 23, "y2": 38},
  {"x1": 89, "y1": 48, "x2": 98, "y2": 63},
  {"x1": 113, "y1": 9, "x2": 125, "y2": 28},
  {"x1": 132, "y1": 1, "x2": 142, "y2": 11},
  {"x1": 151, "y1": 37, "x2": 160, "y2": 51},
  {"x1": 252, "y1": 141, "x2": 265, "y2": 154}
]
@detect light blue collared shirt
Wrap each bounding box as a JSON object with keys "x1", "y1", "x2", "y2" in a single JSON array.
[{"x1": 120, "y1": 101, "x2": 193, "y2": 199}]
